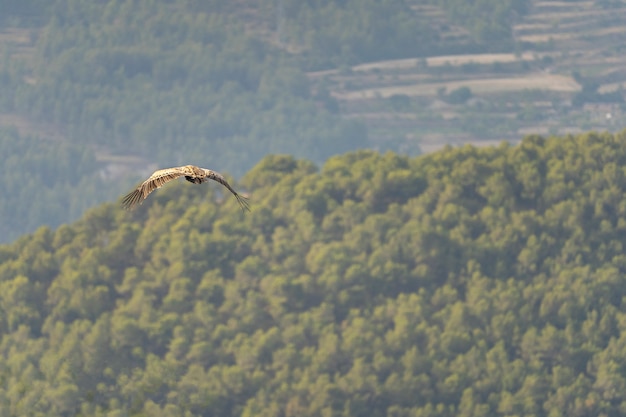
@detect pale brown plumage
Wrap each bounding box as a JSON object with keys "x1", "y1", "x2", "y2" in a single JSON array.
[{"x1": 122, "y1": 165, "x2": 250, "y2": 212}]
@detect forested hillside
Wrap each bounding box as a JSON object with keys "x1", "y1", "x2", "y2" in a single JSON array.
[
  {"x1": 0, "y1": 0, "x2": 366, "y2": 241},
  {"x1": 0, "y1": 127, "x2": 117, "y2": 241},
  {"x1": 426, "y1": 0, "x2": 530, "y2": 43},
  {"x1": 2, "y1": 131, "x2": 626, "y2": 416},
  {"x1": 9, "y1": 0, "x2": 366, "y2": 166},
  {"x1": 0, "y1": 0, "x2": 532, "y2": 242}
]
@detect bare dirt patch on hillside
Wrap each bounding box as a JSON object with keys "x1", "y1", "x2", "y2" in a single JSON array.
[
  {"x1": 334, "y1": 73, "x2": 581, "y2": 100},
  {"x1": 309, "y1": 52, "x2": 539, "y2": 77}
]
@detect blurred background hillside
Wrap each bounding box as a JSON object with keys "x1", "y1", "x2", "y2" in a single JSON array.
[{"x1": 1, "y1": 0, "x2": 625, "y2": 240}]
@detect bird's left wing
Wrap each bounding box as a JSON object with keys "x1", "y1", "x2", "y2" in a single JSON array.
[{"x1": 122, "y1": 167, "x2": 187, "y2": 210}]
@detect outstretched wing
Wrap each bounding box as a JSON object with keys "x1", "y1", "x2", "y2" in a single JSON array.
[
  {"x1": 203, "y1": 169, "x2": 251, "y2": 213},
  {"x1": 121, "y1": 167, "x2": 187, "y2": 210}
]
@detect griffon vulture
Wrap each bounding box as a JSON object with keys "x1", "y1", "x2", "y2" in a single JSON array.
[{"x1": 122, "y1": 165, "x2": 250, "y2": 212}]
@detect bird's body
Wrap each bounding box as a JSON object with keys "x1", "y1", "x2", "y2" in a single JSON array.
[{"x1": 122, "y1": 165, "x2": 250, "y2": 212}]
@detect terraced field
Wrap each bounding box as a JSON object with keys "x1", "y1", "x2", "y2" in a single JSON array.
[
  {"x1": 0, "y1": 27, "x2": 35, "y2": 62},
  {"x1": 2, "y1": 1, "x2": 625, "y2": 157},
  {"x1": 309, "y1": 0, "x2": 626, "y2": 154}
]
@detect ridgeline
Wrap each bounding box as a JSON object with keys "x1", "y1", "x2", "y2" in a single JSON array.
[
  {"x1": 2, "y1": 131, "x2": 626, "y2": 416},
  {"x1": 0, "y1": 0, "x2": 534, "y2": 242}
]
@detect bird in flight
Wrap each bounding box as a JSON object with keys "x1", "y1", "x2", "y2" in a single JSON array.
[{"x1": 122, "y1": 165, "x2": 250, "y2": 212}]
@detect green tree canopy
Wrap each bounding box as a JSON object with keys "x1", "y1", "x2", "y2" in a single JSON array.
[{"x1": 2, "y1": 131, "x2": 626, "y2": 415}]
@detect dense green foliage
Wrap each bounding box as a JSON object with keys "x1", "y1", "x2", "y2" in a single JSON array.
[{"x1": 2, "y1": 131, "x2": 626, "y2": 416}]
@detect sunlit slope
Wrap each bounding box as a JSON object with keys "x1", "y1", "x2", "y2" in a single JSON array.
[{"x1": 2, "y1": 131, "x2": 626, "y2": 416}]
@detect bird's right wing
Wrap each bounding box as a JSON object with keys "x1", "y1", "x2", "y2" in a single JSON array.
[
  {"x1": 203, "y1": 169, "x2": 251, "y2": 213},
  {"x1": 121, "y1": 167, "x2": 187, "y2": 210}
]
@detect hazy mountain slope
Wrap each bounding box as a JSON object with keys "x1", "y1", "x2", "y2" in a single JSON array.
[
  {"x1": 2, "y1": 131, "x2": 626, "y2": 416},
  {"x1": 0, "y1": 0, "x2": 539, "y2": 241},
  {"x1": 0, "y1": 127, "x2": 126, "y2": 243}
]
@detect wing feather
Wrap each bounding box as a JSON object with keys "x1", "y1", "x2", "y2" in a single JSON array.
[
  {"x1": 121, "y1": 167, "x2": 187, "y2": 210},
  {"x1": 203, "y1": 169, "x2": 251, "y2": 213}
]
